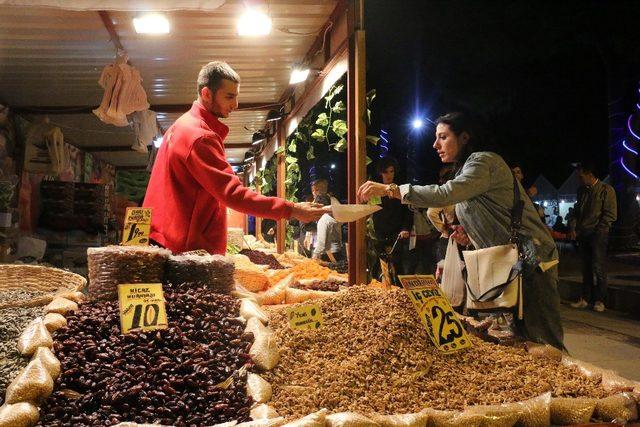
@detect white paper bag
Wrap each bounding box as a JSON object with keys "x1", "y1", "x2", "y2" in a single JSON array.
[
  {"x1": 441, "y1": 237, "x2": 465, "y2": 306},
  {"x1": 330, "y1": 197, "x2": 381, "y2": 223}
]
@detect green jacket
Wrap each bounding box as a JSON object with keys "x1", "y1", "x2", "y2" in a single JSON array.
[{"x1": 570, "y1": 180, "x2": 617, "y2": 235}]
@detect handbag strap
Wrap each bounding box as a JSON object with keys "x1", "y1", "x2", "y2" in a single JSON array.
[
  {"x1": 465, "y1": 258, "x2": 523, "y2": 302},
  {"x1": 510, "y1": 173, "x2": 525, "y2": 244}
]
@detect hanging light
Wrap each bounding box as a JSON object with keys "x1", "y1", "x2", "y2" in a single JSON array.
[
  {"x1": 252, "y1": 132, "x2": 267, "y2": 146},
  {"x1": 237, "y1": 8, "x2": 272, "y2": 36},
  {"x1": 412, "y1": 118, "x2": 424, "y2": 130},
  {"x1": 153, "y1": 136, "x2": 163, "y2": 148},
  {"x1": 290, "y1": 67, "x2": 310, "y2": 85},
  {"x1": 133, "y1": 14, "x2": 170, "y2": 34},
  {"x1": 266, "y1": 110, "x2": 283, "y2": 122}
]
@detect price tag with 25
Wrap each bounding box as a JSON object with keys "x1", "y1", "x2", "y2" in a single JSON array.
[
  {"x1": 398, "y1": 275, "x2": 472, "y2": 354},
  {"x1": 118, "y1": 283, "x2": 168, "y2": 334}
]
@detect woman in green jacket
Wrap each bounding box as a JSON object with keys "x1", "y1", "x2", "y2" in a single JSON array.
[{"x1": 358, "y1": 112, "x2": 564, "y2": 350}]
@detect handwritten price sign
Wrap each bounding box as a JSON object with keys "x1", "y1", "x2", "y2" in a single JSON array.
[
  {"x1": 398, "y1": 275, "x2": 472, "y2": 354},
  {"x1": 118, "y1": 283, "x2": 168, "y2": 334},
  {"x1": 121, "y1": 207, "x2": 152, "y2": 246},
  {"x1": 287, "y1": 303, "x2": 324, "y2": 331}
]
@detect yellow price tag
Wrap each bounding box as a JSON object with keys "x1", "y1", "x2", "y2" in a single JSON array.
[
  {"x1": 398, "y1": 275, "x2": 472, "y2": 354},
  {"x1": 121, "y1": 207, "x2": 152, "y2": 246},
  {"x1": 117, "y1": 283, "x2": 168, "y2": 334},
  {"x1": 287, "y1": 303, "x2": 323, "y2": 330}
]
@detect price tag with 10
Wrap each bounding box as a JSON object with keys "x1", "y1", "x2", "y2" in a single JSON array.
[
  {"x1": 398, "y1": 275, "x2": 472, "y2": 354},
  {"x1": 118, "y1": 283, "x2": 168, "y2": 334}
]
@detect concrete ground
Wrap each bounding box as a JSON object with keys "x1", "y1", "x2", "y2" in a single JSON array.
[
  {"x1": 561, "y1": 303, "x2": 640, "y2": 381},
  {"x1": 557, "y1": 243, "x2": 640, "y2": 381}
]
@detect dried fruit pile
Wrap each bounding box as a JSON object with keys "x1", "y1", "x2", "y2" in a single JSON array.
[
  {"x1": 263, "y1": 287, "x2": 607, "y2": 419},
  {"x1": 268, "y1": 260, "x2": 342, "y2": 285},
  {"x1": 37, "y1": 282, "x2": 253, "y2": 426},
  {"x1": 293, "y1": 279, "x2": 344, "y2": 292},
  {"x1": 239, "y1": 250, "x2": 284, "y2": 270}
]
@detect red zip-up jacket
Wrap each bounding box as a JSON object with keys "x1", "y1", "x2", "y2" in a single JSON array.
[{"x1": 143, "y1": 101, "x2": 293, "y2": 254}]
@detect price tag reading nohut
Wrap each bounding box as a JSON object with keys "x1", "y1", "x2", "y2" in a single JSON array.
[
  {"x1": 398, "y1": 275, "x2": 472, "y2": 354},
  {"x1": 121, "y1": 207, "x2": 152, "y2": 246},
  {"x1": 287, "y1": 303, "x2": 323, "y2": 331},
  {"x1": 118, "y1": 283, "x2": 168, "y2": 334}
]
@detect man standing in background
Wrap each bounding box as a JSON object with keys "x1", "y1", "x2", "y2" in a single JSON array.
[{"x1": 569, "y1": 162, "x2": 617, "y2": 313}]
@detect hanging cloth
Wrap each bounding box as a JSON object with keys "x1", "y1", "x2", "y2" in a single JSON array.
[
  {"x1": 93, "y1": 57, "x2": 149, "y2": 127},
  {"x1": 131, "y1": 110, "x2": 159, "y2": 154}
]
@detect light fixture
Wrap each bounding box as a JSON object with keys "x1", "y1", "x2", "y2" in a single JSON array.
[
  {"x1": 412, "y1": 118, "x2": 424, "y2": 130},
  {"x1": 290, "y1": 67, "x2": 310, "y2": 85},
  {"x1": 237, "y1": 8, "x2": 272, "y2": 37},
  {"x1": 133, "y1": 14, "x2": 170, "y2": 34},
  {"x1": 330, "y1": 164, "x2": 336, "y2": 170},
  {"x1": 266, "y1": 109, "x2": 284, "y2": 122},
  {"x1": 153, "y1": 136, "x2": 163, "y2": 148},
  {"x1": 252, "y1": 132, "x2": 267, "y2": 146}
]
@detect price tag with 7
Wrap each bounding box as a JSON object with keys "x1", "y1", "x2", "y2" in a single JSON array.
[
  {"x1": 118, "y1": 283, "x2": 168, "y2": 334},
  {"x1": 122, "y1": 207, "x2": 152, "y2": 246},
  {"x1": 398, "y1": 275, "x2": 472, "y2": 354}
]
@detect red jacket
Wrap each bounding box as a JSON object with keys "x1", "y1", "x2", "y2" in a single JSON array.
[{"x1": 143, "y1": 101, "x2": 293, "y2": 254}]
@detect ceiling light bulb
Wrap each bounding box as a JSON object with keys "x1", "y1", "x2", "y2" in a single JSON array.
[
  {"x1": 412, "y1": 118, "x2": 423, "y2": 129},
  {"x1": 133, "y1": 14, "x2": 170, "y2": 34},
  {"x1": 290, "y1": 67, "x2": 310, "y2": 85},
  {"x1": 153, "y1": 136, "x2": 163, "y2": 148},
  {"x1": 237, "y1": 9, "x2": 272, "y2": 36}
]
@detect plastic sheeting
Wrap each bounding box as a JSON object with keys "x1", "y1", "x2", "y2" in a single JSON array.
[{"x1": 0, "y1": 0, "x2": 225, "y2": 11}]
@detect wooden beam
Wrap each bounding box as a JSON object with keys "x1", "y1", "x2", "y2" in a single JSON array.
[
  {"x1": 98, "y1": 11, "x2": 125, "y2": 52},
  {"x1": 11, "y1": 102, "x2": 276, "y2": 115},
  {"x1": 347, "y1": 0, "x2": 367, "y2": 285},
  {"x1": 277, "y1": 0, "x2": 348, "y2": 105},
  {"x1": 276, "y1": 123, "x2": 287, "y2": 254}
]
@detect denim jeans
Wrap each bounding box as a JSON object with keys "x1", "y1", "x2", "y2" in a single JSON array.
[{"x1": 578, "y1": 230, "x2": 609, "y2": 304}]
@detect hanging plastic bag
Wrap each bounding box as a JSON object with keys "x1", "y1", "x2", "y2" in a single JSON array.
[{"x1": 440, "y1": 237, "x2": 465, "y2": 307}]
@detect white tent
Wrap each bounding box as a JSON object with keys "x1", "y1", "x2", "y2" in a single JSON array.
[
  {"x1": 558, "y1": 170, "x2": 580, "y2": 202},
  {"x1": 531, "y1": 175, "x2": 558, "y2": 202}
]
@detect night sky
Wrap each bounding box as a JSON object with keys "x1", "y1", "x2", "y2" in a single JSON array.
[{"x1": 365, "y1": 0, "x2": 640, "y2": 188}]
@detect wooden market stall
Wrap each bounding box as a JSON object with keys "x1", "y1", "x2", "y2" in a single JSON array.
[{"x1": 0, "y1": 0, "x2": 368, "y2": 283}]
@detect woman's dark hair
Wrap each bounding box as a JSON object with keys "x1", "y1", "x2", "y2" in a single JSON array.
[
  {"x1": 376, "y1": 156, "x2": 399, "y2": 177},
  {"x1": 436, "y1": 112, "x2": 478, "y2": 167}
]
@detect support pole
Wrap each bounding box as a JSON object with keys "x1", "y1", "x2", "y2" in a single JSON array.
[
  {"x1": 347, "y1": 0, "x2": 367, "y2": 285},
  {"x1": 276, "y1": 125, "x2": 287, "y2": 254}
]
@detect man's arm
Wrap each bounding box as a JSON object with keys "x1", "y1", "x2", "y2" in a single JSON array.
[
  {"x1": 597, "y1": 185, "x2": 617, "y2": 230},
  {"x1": 187, "y1": 135, "x2": 325, "y2": 222}
]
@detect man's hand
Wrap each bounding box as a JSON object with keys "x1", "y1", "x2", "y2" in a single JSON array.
[
  {"x1": 398, "y1": 230, "x2": 410, "y2": 239},
  {"x1": 357, "y1": 181, "x2": 389, "y2": 203},
  {"x1": 290, "y1": 202, "x2": 330, "y2": 223}
]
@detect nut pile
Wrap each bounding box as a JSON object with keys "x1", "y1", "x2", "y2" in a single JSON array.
[
  {"x1": 293, "y1": 279, "x2": 343, "y2": 292},
  {"x1": 37, "y1": 282, "x2": 254, "y2": 426},
  {"x1": 165, "y1": 254, "x2": 235, "y2": 294},
  {"x1": 263, "y1": 287, "x2": 607, "y2": 419},
  {"x1": 239, "y1": 250, "x2": 284, "y2": 270},
  {"x1": 0, "y1": 303, "x2": 44, "y2": 404},
  {"x1": 87, "y1": 246, "x2": 171, "y2": 301}
]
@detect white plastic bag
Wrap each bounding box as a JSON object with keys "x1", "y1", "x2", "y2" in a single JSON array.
[
  {"x1": 440, "y1": 238, "x2": 465, "y2": 307},
  {"x1": 331, "y1": 198, "x2": 381, "y2": 223}
]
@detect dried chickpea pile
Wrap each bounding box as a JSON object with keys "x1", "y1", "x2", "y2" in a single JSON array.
[{"x1": 263, "y1": 286, "x2": 607, "y2": 419}]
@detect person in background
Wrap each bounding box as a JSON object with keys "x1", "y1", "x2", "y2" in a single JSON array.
[
  {"x1": 312, "y1": 194, "x2": 344, "y2": 262},
  {"x1": 311, "y1": 178, "x2": 329, "y2": 201},
  {"x1": 569, "y1": 162, "x2": 617, "y2": 313},
  {"x1": 427, "y1": 166, "x2": 457, "y2": 279},
  {"x1": 371, "y1": 156, "x2": 413, "y2": 276},
  {"x1": 144, "y1": 61, "x2": 326, "y2": 254},
  {"x1": 552, "y1": 215, "x2": 567, "y2": 234},
  {"x1": 358, "y1": 112, "x2": 565, "y2": 350}
]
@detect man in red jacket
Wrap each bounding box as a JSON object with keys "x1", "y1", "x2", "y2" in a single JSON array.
[{"x1": 143, "y1": 61, "x2": 327, "y2": 254}]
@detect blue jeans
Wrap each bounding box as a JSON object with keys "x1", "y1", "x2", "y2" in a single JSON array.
[{"x1": 578, "y1": 230, "x2": 609, "y2": 304}]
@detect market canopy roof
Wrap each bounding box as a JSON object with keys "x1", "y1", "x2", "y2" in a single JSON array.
[
  {"x1": 531, "y1": 174, "x2": 558, "y2": 201},
  {"x1": 0, "y1": 0, "x2": 339, "y2": 168},
  {"x1": 558, "y1": 169, "x2": 580, "y2": 200}
]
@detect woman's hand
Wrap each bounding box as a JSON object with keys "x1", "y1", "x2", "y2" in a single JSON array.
[
  {"x1": 357, "y1": 181, "x2": 389, "y2": 203},
  {"x1": 450, "y1": 225, "x2": 471, "y2": 246},
  {"x1": 398, "y1": 230, "x2": 410, "y2": 239}
]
